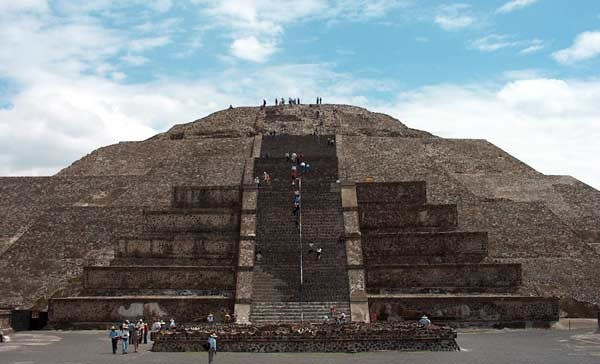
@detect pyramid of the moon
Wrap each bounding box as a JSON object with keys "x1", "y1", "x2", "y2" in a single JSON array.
[{"x1": 1, "y1": 104, "x2": 598, "y2": 327}]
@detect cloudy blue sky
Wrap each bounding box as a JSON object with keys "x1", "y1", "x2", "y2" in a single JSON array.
[{"x1": 1, "y1": 0, "x2": 600, "y2": 189}]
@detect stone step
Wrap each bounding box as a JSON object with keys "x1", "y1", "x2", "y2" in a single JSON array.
[
  {"x1": 171, "y1": 186, "x2": 241, "y2": 209},
  {"x1": 366, "y1": 263, "x2": 522, "y2": 294},
  {"x1": 363, "y1": 231, "x2": 488, "y2": 264},
  {"x1": 83, "y1": 266, "x2": 236, "y2": 291},
  {"x1": 250, "y1": 301, "x2": 350, "y2": 323},
  {"x1": 359, "y1": 204, "x2": 458, "y2": 232},
  {"x1": 368, "y1": 294, "x2": 559, "y2": 327},
  {"x1": 115, "y1": 235, "x2": 237, "y2": 260},
  {"x1": 110, "y1": 257, "x2": 235, "y2": 266},
  {"x1": 143, "y1": 209, "x2": 240, "y2": 233},
  {"x1": 48, "y1": 296, "x2": 234, "y2": 329},
  {"x1": 82, "y1": 288, "x2": 233, "y2": 297},
  {"x1": 356, "y1": 181, "x2": 428, "y2": 205}
]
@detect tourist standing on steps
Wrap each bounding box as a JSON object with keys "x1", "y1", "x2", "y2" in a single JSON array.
[
  {"x1": 419, "y1": 315, "x2": 431, "y2": 327},
  {"x1": 208, "y1": 333, "x2": 218, "y2": 363},
  {"x1": 108, "y1": 326, "x2": 119, "y2": 354},
  {"x1": 254, "y1": 176, "x2": 261, "y2": 189},
  {"x1": 207, "y1": 313, "x2": 215, "y2": 324},
  {"x1": 316, "y1": 247, "x2": 322, "y2": 260},
  {"x1": 120, "y1": 324, "x2": 129, "y2": 354},
  {"x1": 308, "y1": 241, "x2": 315, "y2": 255},
  {"x1": 285, "y1": 152, "x2": 290, "y2": 162},
  {"x1": 291, "y1": 152, "x2": 297, "y2": 163}
]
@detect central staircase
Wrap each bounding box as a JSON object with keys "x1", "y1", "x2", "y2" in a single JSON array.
[{"x1": 250, "y1": 135, "x2": 350, "y2": 323}]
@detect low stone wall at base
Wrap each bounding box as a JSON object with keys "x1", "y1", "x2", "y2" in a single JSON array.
[
  {"x1": 369, "y1": 295, "x2": 559, "y2": 328},
  {"x1": 152, "y1": 322, "x2": 459, "y2": 352},
  {"x1": 49, "y1": 296, "x2": 233, "y2": 329}
]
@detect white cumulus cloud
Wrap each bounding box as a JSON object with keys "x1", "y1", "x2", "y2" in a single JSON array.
[
  {"x1": 552, "y1": 31, "x2": 600, "y2": 64},
  {"x1": 377, "y1": 78, "x2": 600, "y2": 190},
  {"x1": 230, "y1": 36, "x2": 277, "y2": 63}
]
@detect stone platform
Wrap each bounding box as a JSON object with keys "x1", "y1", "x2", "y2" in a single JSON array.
[{"x1": 151, "y1": 322, "x2": 459, "y2": 352}]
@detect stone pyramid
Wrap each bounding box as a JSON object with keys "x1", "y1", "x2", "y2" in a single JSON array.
[{"x1": 1, "y1": 104, "x2": 598, "y2": 327}]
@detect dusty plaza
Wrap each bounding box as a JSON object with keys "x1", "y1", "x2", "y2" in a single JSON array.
[{"x1": 1, "y1": 322, "x2": 600, "y2": 363}]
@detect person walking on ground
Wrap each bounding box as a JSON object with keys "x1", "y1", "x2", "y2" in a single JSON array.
[
  {"x1": 275, "y1": 98, "x2": 278, "y2": 106},
  {"x1": 120, "y1": 324, "x2": 130, "y2": 354},
  {"x1": 143, "y1": 321, "x2": 149, "y2": 344},
  {"x1": 127, "y1": 320, "x2": 134, "y2": 344},
  {"x1": 131, "y1": 321, "x2": 140, "y2": 352},
  {"x1": 208, "y1": 333, "x2": 218, "y2": 363},
  {"x1": 263, "y1": 99, "x2": 266, "y2": 107},
  {"x1": 108, "y1": 326, "x2": 119, "y2": 354},
  {"x1": 151, "y1": 319, "x2": 160, "y2": 341}
]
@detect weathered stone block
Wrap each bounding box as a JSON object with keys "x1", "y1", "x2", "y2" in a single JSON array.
[
  {"x1": 238, "y1": 240, "x2": 255, "y2": 267},
  {"x1": 363, "y1": 231, "x2": 487, "y2": 264},
  {"x1": 356, "y1": 182, "x2": 427, "y2": 205},
  {"x1": 341, "y1": 184, "x2": 358, "y2": 208},
  {"x1": 343, "y1": 211, "x2": 360, "y2": 235},
  {"x1": 345, "y1": 238, "x2": 364, "y2": 266},
  {"x1": 369, "y1": 295, "x2": 559, "y2": 326},
  {"x1": 172, "y1": 186, "x2": 240, "y2": 208},
  {"x1": 49, "y1": 297, "x2": 233, "y2": 327},
  {"x1": 144, "y1": 210, "x2": 240, "y2": 233},
  {"x1": 240, "y1": 213, "x2": 256, "y2": 237},
  {"x1": 359, "y1": 204, "x2": 458, "y2": 231},
  {"x1": 235, "y1": 271, "x2": 253, "y2": 300},
  {"x1": 84, "y1": 266, "x2": 235, "y2": 291},
  {"x1": 367, "y1": 264, "x2": 522, "y2": 293}
]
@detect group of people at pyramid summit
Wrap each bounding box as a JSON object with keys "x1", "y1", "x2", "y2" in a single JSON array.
[{"x1": 260, "y1": 96, "x2": 323, "y2": 107}]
